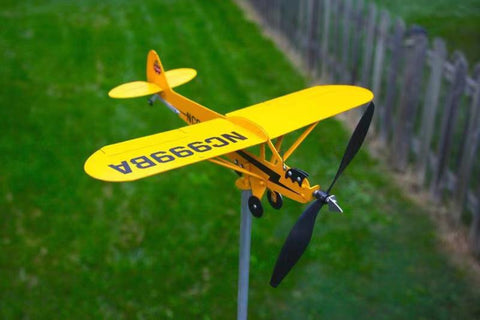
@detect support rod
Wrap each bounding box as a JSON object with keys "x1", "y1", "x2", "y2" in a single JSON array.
[{"x1": 237, "y1": 190, "x2": 252, "y2": 320}]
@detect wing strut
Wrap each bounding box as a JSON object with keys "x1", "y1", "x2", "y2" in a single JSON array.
[
  {"x1": 208, "y1": 157, "x2": 263, "y2": 179},
  {"x1": 266, "y1": 139, "x2": 283, "y2": 165},
  {"x1": 283, "y1": 122, "x2": 319, "y2": 161}
]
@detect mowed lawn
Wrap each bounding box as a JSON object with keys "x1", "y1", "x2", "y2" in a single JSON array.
[
  {"x1": 1, "y1": 0, "x2": 479, "y2": 319},
  {"x1": 371, "y1": 0, "x2": 480, "y2": 63}
]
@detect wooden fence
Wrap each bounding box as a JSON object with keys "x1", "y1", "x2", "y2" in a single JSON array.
[{"x1": 244, "y1": 0, "x2": 480, "y2": 255}]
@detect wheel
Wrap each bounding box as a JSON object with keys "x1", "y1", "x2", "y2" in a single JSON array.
[
  {"x1": 267, "y1": 190, "x2": 283, "y2": 209},
  {"x1": 248, "y1": 196, "x2": 263, "y2": 218}
]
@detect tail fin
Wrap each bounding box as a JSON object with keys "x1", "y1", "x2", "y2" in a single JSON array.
[
  {"x1": 146, "y1": 50, "x2": 170, "y2": 92},
  {"x1": 108, "y1": 50, "x2": 197, "y2": 99}
]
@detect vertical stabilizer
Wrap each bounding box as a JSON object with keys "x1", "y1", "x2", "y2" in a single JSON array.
[{"x1": 146, "y1": 50, "x2": 171, "y2": 93}]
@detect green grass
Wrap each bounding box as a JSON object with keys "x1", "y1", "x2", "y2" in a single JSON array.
[
  {"x1": 371, "y1": 0, "x2": 480, "y2": 64},
  {"x1": 1, "y1": 0, "x2": 479, "y2": 318}
]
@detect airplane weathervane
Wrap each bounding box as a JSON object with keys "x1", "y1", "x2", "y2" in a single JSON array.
[{"x1": 84, "y1": 50, "x2": 375, "y2": 288}]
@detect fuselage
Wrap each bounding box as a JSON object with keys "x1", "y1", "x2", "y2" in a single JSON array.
[{"x1": 160, "y1": 88, "x2": 319, "y2": 203}]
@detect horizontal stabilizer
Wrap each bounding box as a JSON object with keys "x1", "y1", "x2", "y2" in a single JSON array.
[
  {"x1": 109, "y1": 81, "x2": 161, "y2": 98},
  {"x1": 108, "y1": 68, "x2": 197, "y2": 99},
  {"x1": 164, "y1": 68, "x2": 197, "y2": 88}
]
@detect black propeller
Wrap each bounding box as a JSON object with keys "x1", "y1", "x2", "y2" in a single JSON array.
[{"x1": 270, "y1": 102, "x2": 375, "y2": 287}]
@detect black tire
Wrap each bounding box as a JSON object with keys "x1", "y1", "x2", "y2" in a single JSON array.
[
  {"x1": 248, "y1": 196, "x2": 263, "y2": 218},
  {"x1": 267, "y1": 190, "x2": 283, "y2": 209}
]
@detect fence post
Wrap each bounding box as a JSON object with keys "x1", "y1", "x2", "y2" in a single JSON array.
[
  {"x1": 296, "y1": 0, "x2": 306, "y2": 53},
  {"x1": 360, "y1": 3, "x2": 377, "y2": 87},
  {"x1": 378, "y1": 17, "x2": 404, "y2": 143},
  {"x1": 313, "y1": 0, "x2": 324, "y2": 77},
  {"x1": 321, "y1": 0, "x2": 331, "y2": 80},
  {"x1": 472, "y1": 181, "x2": 480, "y2": 256},
  {"x1": 371, "y1": 11, "x2": 390, "y2": 97},
  {"x1": 430, "y1": 52, "x2": 468, "y2": 203},
  {"x1": 341, "y1": 0, "x2": 352, "y2": 82},
  {"x1": 349, "y1": 0, "x2": 364, "y2": 84},
  {"x1": 392, "y1": 26, "x2": 428, "y2": 171},
  {"x1": 265, "y1": 0, "x2": 272, "y2": 25},
  {"x1": 455, "y1": 65, "x2": 480, "y2": 211},
  {"x1": 285, "y1": 1, "x2": 296, "y2": 43},
  {"x1": 306, "y1": 0, "x2": 319, "y2": 74},
  {"x1": 330, "y1": 0, "x2": 342, "y2": 81},
  {"x1": 278, "y1": 0, "x2": 286, "y2": 34},
  {"x1": 416, "y1": 38, "x2": 447, "y2": 185}
]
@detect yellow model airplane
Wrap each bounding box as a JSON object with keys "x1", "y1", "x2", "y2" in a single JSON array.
[{"x1": 84, "y1": 50, "x2": 374, "y2": 287}]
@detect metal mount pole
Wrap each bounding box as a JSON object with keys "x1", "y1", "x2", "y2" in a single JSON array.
[{"x1": 237, "y1": 190, "x2": 252, "y2": 320}]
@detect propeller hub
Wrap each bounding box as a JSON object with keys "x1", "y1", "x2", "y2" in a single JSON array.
[
  {"x1": 313, "y1": 190, "x2": 343, "y2": 213},
  {"x1": 313, "y1": 189, "x2": 329, "y2": 202}
]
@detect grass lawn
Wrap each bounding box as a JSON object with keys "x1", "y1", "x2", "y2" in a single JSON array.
[
  {"x1": 371, "y1": 0, "x2": 480, "y2": 64},
  {"x1": 1, "y1": 0, "x2": 480, "y2": 318}
]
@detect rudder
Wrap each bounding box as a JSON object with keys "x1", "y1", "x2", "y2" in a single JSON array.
[{"x1": 146, "y1": 50, "x2": 171, "y2": 92}]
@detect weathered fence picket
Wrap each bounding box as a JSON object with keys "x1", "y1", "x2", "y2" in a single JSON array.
[
  {"x1": 392, "y1": 27, "x2": 428, "y2": 171},
  {"x1": 306, "y1": 0, "x2": 319, "y2": 73},
  {"x1": 431, "y1": 53, "x2": 468, "y2": 203},
  {"x1": 244, "y1": 0, "x2": 480, "y2": 256},
  {"x1": 349, "y1": 0, "x2": 364, "y2": 84},
  {"x1": 379, "y1": 18, "x2": 404, "y2": 143},
  {"x1": 416, "y1": 38, "x2": 447, "y2": 185},
  {"x1": 360, "y1": 3, "x2": 376, "y2": 87},
  {"x1": 328, "y1": 0, "x2": 337, "y2": 80},
  {"x1": 341, "y1": 0, "x2": 352, "y2": 83},
  {"x1": 296, "y1": 0, "x2": 306, "y2": 53},
  {"x1": 321, "y1": 0, "x2": 331, "y2": 79},
  {"x1": 456, "y1": 66, "x2": 480, "y2": 209}
]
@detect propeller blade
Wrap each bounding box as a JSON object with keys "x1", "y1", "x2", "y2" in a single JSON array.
[
  {"x1": 327, "y1": 102, "x2": 375, "y2": 193},
  {"x1": 270, "y1": 102, "x2": 374, "y2": 287},
  {"x1": 270, "y1": 200, "x2": 324, "y2": 287}
]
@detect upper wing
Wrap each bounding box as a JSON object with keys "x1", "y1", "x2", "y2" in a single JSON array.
[
  {"x1": 226, "y1": 85, "x2": 374, "y2": 138},
  {"x1": 84, "y1": 118, "x2": 267, "y2": 182}
]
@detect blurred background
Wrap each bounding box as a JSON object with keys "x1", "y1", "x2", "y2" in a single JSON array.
[{"x1": 1, "y1": 0, "x2": 479, "y2": 318}]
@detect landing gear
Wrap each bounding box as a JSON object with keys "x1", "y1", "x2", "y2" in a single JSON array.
[
  {"x1": 248, "y1": 196, "x2": 263, "y2": 218},
  {"x1": 267, "y1": 190, "x2": 283, "y2": 209}
]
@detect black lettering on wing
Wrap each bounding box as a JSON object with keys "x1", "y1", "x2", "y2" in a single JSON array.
[
  {"x1": 109, "y1": 161, "x2": 132, "y2": 174},
  {"x1": 221, "y1": 131, "x2": 248, "y2": 143}
]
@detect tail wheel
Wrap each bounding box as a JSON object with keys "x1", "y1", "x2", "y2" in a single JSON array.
[
  {"x1": 248, "y1": 196, "x2": 263, "y2": 218},
  {"x1": 267, "y1": 190, "x2": 283, "y2": 209}
]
